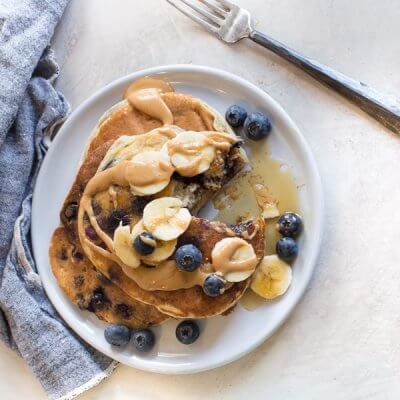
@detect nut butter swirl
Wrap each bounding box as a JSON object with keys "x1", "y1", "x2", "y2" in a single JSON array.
[
  {"x1": 125, "y1": 151, "x2": 174, "y2": 191},
  {"x1": 121, "y1": 260, "x2": 208, "y2": 291},
  {"x1": 166, "y1": 130, "x2": 239, "y2": 177},
  {"x1": 211, "y1": 237, "x2": 258, "y2": 275},
  {"x1": 124, "y1": 77, "x2": 174, "y2": 125}
]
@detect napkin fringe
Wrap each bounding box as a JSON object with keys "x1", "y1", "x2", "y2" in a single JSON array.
[{"x1": 55, "y1": 361, "x2": 119, "y2": 400}]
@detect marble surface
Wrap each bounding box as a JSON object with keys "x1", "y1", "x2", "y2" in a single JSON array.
[{"x1": 2, "y1": 0, "x2": 400, "y2": 399}]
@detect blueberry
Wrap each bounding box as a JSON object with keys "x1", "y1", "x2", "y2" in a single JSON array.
[
  {"x1": 107, "y1": 210, "x2": 130, "y2": 233},
  {"x1": 203, "y1": 274, "x2": 226, "y2": 297},
  {"x1": 175, "y1": 244, "x2": 202, "y2": 272},
  {"x1": 276, "y1": 237, "x2": 298, "y2": 262},
  {"x1": 72, "y1": 250, "x2": 84, "y2": 261},
  {"x1": 244, "y1": 112, "x2": 271, "y2": 141},
  {"x1": 64, "y1": 202, "x2": 78, "y2": 221},
  {"x1": 276, "y1": 212, "x2": 303, "y2": 238},
  {"x1": 134, "y1": 232, "x2": 156, "y2": 255},
  {"x1": 88, "y1": 288, "x2": 109, "y2": 311},
  {"x1": 115, "y1": 303, "x2": 133, "y2": 320},
  {"x1": 225, "y1": 105, "x2": 247, "y2": 128},
  {"x1": 92, "y1": 201, "x2": 102, "y2": 216},
  {"x1": 176, "y1": 320, "x2": 200, "y2": 345},
  {"x1": 132, "y1": 329, "x2": 155, "y2": 352},
  {"x1": 104, "y1": 324, "x2": 131, "y2": 347},
  {"x1": 59, "y1": 248, "x2": 68, "y2": 261},
  {"x1": 85, "y1": 225, "x2": 98, "y2": 240},
  {"x1": 132, "y1": 196, "x2": 151, "y2": 215}
]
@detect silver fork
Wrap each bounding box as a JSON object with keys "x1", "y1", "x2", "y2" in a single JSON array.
[{"x1": 167, "y1": 0, "x2": 400, "y2": 134}]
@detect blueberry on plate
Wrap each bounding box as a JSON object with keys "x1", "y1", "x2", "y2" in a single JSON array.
[
  {"x1": 276, "y1": 212, "x2": 303, "y2": 238},
  {"x1": 132, "y1": 329, "x2": 155, "y2": 352},
  {"x1": 175, "y1": 244, "x2": 203, "y2": 272},
  {"x1": 134, "y1": 232, "x2": 156, "y2": 255},
  {"x1": 225, "y1": 105, "x2": 247, "y2": 128},
  {"x1": 203, "y1": 274, "x2": 226, "y2": 297},
  {"x1": 244, "y1": 111, "x2": 271, "y2": 141},
  {"x1": 276, "y1": 237, "x2": 298, "y2": 262},
  {"x1": 104, "y1": 324, "x2": 131, "y2": 347},
  {"x1": 176, "y1": 320, "x2": 200, "y2": 345}
]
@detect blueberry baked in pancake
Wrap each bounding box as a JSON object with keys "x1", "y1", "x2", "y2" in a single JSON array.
[
  {"x1": 50, "y1": 226, "x2": 168, "y2": 328},
  {"x1": 50, "y1": 76, "x2": 303, "y2": 349}
]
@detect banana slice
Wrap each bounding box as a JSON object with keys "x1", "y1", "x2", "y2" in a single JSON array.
[
  {"x1": 125, "y1": 151, "x2": 174, "y2": 196},
  {"x1": 113, "y1": 224, "x2": 140, "y2": 268},
  {"x1": 212, "y1": 237, "x2": 258, "y2": 283},
  {"x1": 262, "y1": 202, "x2": 280, "y2": 219},
  {"x1": 143, "y1": 197, "x2": 191, "y2": 241},
  {"x1": 225, "y1": 243, "x2": 257, "y2": 282},
  {"x1": 251, "y1": 255, "x2": 292, "y2": 299},
  {"x1": 163, "y1": 131, "x2": 215, "y2": 177},
  {"x1": 131, "y1": 220, "x2": 177, "y2": 265},
  {"x1": 253, "y1": 183, "x2": 280, "y2": 220}
]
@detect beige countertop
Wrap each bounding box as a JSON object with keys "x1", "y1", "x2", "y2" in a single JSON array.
[{"x1": 2, "y1": 0, "x2": 400, "y2": 399}]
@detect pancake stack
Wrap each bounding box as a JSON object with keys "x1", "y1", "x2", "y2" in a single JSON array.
[{"x1": 50, "y1": 78, "x2": 265, "y2": 327}]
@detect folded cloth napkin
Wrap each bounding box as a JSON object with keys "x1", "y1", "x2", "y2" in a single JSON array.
[{"x1": 0, "y1": 1, "x2": 117, "y2": 399}]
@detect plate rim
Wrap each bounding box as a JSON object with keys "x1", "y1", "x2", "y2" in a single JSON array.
[{"x1": 32, "y1": 64, "x2": 324, "y2": 374}]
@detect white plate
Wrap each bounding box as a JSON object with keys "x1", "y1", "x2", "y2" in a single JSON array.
[{"x1": 32, "y1": 65, "x2": 323, "y2": 374}]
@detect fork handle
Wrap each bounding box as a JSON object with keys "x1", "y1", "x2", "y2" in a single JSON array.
[{"x1": 249, "y1": 30, "x2": 400, "y2": 134}]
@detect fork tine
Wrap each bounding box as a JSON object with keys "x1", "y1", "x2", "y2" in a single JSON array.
[
  {"x1": 215, "y1": 0, "x2": 234, "y2": 11},
  {"x1": 197, "y1": 0, "x2": 228, "y2": 17},
  {"x1": 167, "y1": 0, "x2": 218, "y2": 33},
  {"x1": 177, "y1": 0, "x2": 222, "y2": 25}
]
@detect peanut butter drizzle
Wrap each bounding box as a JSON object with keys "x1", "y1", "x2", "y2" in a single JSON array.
[
  {"x1": 168, "y1": 140, "x2": 206, "y2": 156},
  {"x1": 85, "y1": 161, "x2": 135, "y2": 196},
  {"x1": 166, "y1": 131, "x2": 238, "y2": 177},
  {"x1": 212, "y1": 237, "x2": 258, "y2": 275},
  {"x1": 124, "y1": 152, "x2": 174, "y2": 188},
  {"x1": 77, "y1": 78, "x2": 248, "y2": 292},
  {"x1": 78, "y1": 153, "x2": 172, "y2": 254},
  {"x1": 167, "y1": 131, "x2": 238, "y2": 156},
  {"x1": 124, "y1": 77, "x2": 174, "y2": 125},
  {"x1": 203, "y1": 131, "x2": 239, "y2": 151},
  {"x1": 121, "y1": 260, "x2": 207, "y2": 291},
  {"x1": 99, "y1": 126, "x2": 178, "y2": 171},
  {"x1": 78, "y1": 161, "x2": 148, "y2": 256},
  {"x1": 167, "y1": 135, "x2": 213, "y2": 177}
]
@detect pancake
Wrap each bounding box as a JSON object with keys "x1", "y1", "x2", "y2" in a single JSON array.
[
  {"x1": 51, "y1": 87, "x2": 263, "y2": 323},
  {"x1": 50, "y1": 226, "x2": 168, "y2": 328},
  {"x1": 81, "y1": 216, "x2": 265, "y2": 318}
]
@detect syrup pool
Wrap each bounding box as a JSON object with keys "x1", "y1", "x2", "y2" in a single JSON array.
[{"x1": 211, "y1": 140, "x2": 301, "y2": 310}]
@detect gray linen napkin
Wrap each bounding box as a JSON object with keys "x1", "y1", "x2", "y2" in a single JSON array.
[{"x1": 0, "y1": 1, "x2": 117, "y2": 399}]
